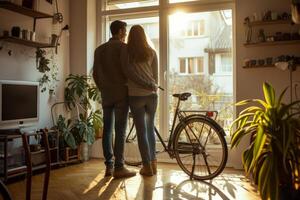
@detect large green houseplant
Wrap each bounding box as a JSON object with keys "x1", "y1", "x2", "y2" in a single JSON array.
[
  {"x1": 55, "y1": 74, "x2": 102, "y2": 151},
  {"x1": 231, "y1": 82, "x2": 300, "y2": 200}
]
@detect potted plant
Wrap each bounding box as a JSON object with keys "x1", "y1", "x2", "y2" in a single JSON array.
[
  {"x1": 63, "y1": 74, "x2": 102, "y2": 160},
  {"x1": 230, "y1": 82, "x2": 300, "y2": 200},
  {"x1": 55, "y1": 114, "x2": 78, "y2": 161},
  {"x1": 292, "y1": 0, "x2": 300, "y2": 24},
  {"x1": 55, "y1": 109, "x2": 101, "y2": 161}
]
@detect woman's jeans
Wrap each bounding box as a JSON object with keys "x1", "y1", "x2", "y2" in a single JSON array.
[{"x1": 129, "y1": 94, "x2": 158, "y2": 165}]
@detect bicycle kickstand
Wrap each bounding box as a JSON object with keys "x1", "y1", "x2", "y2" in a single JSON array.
[{"x1": 190, "y1": 154, "x2": 196, "y2": 180}]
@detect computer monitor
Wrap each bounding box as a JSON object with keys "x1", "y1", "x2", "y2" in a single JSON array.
[{"x1": 0, "y1": 80, "x2": 39, "y2": 129}]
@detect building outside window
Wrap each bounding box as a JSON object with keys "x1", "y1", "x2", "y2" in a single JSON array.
[
  {"x1": 183, "y1": 20, "x2": 205, "y2": 37},
  {"x1": 178, "y1": 57, "x2": 204, "y2": 74}
]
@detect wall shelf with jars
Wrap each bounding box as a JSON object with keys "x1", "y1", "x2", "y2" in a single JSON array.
[
  {"x1": 0, "y1": 36, "x2": 55, "y2": 48},
  {"x1": 0, "y1": 1, "x2": 52, "y2": 19},
  {"x1": 244, "y1": 39, "x2": 300, "y2": 47},
  {"x1": 244, "y1": 10, "x2": 300, "y2": 47},
  {"x1": 242, "y1": 55, "x2": 300, "y2": 69},
  {"x1": 244, "y1": 19, "x2": 294, "y2": 26},
  {"x1": 0, "y1": 1, "x2": 55, "y2": 48}
]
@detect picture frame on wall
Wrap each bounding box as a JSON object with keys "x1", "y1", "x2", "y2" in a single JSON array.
[{"x1": 46, "y1": 0, "x2": 52, "y2": 4}]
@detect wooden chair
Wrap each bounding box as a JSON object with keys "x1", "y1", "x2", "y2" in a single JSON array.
[
  {"x1": 0, "y1": 179, "x2": 13, "y2": 200},
  {"x1": 22, "y1": 129, "x2": 51, "y2": 200}
]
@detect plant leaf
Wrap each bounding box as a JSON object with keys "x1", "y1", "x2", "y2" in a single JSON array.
[
  {"x1": 263, "y1": 82, "x2": 275, "y2": 107},
  {"x1": 253, "y1": 125, "x2": 267, "y2": 162}
]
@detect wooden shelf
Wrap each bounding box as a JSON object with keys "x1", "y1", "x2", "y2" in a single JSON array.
[
  {"x1": 244, "y1": 19, "x2": 294, "y2": 26},
  {"x1": 243, "y1": 64, "x2": 300, "y2": 69},
  {"x1": 243, "y1": 65, "x2": 275, "y2": 69},
  {"x1": 0, "y1": 36, "x2": 55, "y2": 48},
  {"x1": 7, "y1": 165, "x2": 26, "y2": 175},
  {"x1": 31, "y1": 147, "x2": 58, "y2": 155},
  {"x1": 60, "y1": 159, "x2": 81, "y2": 165},
  {"x1": 244, "y1": 40, "x2": 300, "y2": 47},
  {"x1": 0, "y1": 1, "x2": 53, "y2": 18}
]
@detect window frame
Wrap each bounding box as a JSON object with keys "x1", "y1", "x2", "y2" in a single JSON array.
[{"x1": 96, "y1": 0, "x2": 236, "y2": 144}]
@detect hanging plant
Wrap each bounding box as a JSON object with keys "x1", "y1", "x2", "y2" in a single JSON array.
[
  {"x1": 36, "y1": 48, "x2": 50, "y2": 73},
  {"x1": 39, "y1": 74, "x2": 50, "y2": 93},
  {"x1": 36, "y1": 49, "x2": 59, "y2": 93}
]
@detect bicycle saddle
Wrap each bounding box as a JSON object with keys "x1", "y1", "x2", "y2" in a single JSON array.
[{"x1": 172, "y1": 92, "x2": 192, "y2": 101}]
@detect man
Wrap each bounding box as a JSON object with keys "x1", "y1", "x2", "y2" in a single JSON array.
[{"x1": 93, "y1": 20, "x2": 156, "y2": 178}]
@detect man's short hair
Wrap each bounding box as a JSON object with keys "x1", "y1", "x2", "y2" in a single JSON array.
[{"x1": 110, "y1": 20, "x2": 127, "y2": 35}]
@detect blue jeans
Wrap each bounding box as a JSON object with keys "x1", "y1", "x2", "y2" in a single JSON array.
[
  {"x1": 129, "y1": 94, "x2": 158, "y2": 165},
  {"x1": 102, "y1": 98, "x2": 129, "y2": 169}
]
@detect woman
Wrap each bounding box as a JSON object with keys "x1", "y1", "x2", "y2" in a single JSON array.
[{"x1": 123, "y1": 25, "x2": 158, "y2": 176}]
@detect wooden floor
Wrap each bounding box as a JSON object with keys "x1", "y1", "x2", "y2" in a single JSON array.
[{"x1": 6, "y1": 159, "x2": 259, "y2": 200}]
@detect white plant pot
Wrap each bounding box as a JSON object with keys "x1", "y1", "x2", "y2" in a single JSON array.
[{"x1": 81, "y1": 142, "x2": 89, "y2": 161}]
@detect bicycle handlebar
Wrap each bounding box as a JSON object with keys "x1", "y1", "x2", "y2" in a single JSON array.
[{"x1": 158, "y1": 86, "x2": 164, "y2": 91}]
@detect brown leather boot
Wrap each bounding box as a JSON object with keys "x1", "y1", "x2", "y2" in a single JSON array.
[
  {"x1": 140, "y1": 163, "x2": 153, "y2": 176},
  {"x1": 113, "y1": 167, "x2": 136, "y2": 179},
  {"x1": 151, "y1": 160, "x2": 157, "y2": 175}
]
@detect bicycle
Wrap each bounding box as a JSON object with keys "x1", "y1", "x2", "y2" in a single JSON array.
[{"x1": 124, "y1": 92, "x2": 228, "y2": 180}]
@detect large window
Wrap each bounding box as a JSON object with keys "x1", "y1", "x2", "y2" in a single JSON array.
[
  {"x1": 169, "y1": 10, "x2": 233, "y2": 134},
  {"x1": 99, "y1": 0, "x2": 234, "y2": 137},
  {"x1": 106, "y1": 15, "x2": 161, "y2": 129}
]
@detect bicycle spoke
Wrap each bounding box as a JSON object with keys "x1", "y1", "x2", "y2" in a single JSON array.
[
  {"x1": 202, "y1": 153, "x2": 212, "y2": 175},
  {"x1": 203, "y1": 127, "x2": 212, "y2": 148},
  {"x1": 183, "y1": 123, "x2": 204, "y2": 149}
]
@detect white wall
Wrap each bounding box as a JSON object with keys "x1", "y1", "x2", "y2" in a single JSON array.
[
  {"x1": 87, "y1": 0, "x2": 97, "y2": 75},
  {"x1": 70, "y1": 0, "x2": 87, "y2": 75},
  {"x1": 232, "y1": 0, "x2": 300, "y2": 168},
  {"x1": 0, "y1": 0, "x2": 70, "y2": 129},
  {"x1": 236, "y1": 0, "x2": 300, "y2": 102},
  {"x1": 70, "y1": 0, "x2": 97, "y2": 76}
]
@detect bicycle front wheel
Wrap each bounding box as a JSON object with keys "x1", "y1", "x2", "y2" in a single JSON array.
[
  {"x1": 124, "y1": 118, "x2": 142, "y2": 166},
  {"x1": 173, "y1": 117, "x2": 228, "y2": 180}
]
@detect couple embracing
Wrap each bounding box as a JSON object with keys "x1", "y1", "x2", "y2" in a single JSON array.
[{"x1": 93, "y1": 20, "x2": 158, "y2": 178}]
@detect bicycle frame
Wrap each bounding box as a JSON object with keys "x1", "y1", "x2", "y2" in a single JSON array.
[
  {"x1": 153, "y1": 96, "x2": 219, "y2": 159},
  {"x1": 125, "y1": 93, "x2": 228, "y2": 180}
]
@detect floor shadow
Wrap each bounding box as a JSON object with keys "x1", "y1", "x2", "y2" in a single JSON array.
[
  {"x1": 217, "y1": 174, "x2": 254, "y2": 198},
  {"x1": 83, "y1": 176, "x2": 112, "y2": 197},
  {"x1": 158, "y1": 179, "x2": 230, "y2": 200},
  {"x1": 98, "y1": 178, "x2": 124, "y2": 199}
]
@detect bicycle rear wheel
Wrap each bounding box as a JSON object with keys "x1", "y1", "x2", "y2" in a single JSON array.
[
  {"x1": 124, "y1": 118, "x2": 142, "y2": 166},
  {"x1": 173, "y1": 116, "x2": 228, "y2": 180}
]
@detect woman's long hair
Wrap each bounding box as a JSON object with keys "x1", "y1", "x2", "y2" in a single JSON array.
[{"x1": 127, "y1": 25, "x2": 152, "y2": 63}]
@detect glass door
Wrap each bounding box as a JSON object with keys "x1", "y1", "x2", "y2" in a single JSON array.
[
  {"x1": 168, "y1": 10, "x2": 233, "y2": 136},
  {"x1": 106, "y1": 15, "x2": 161, "y2": 129}
]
